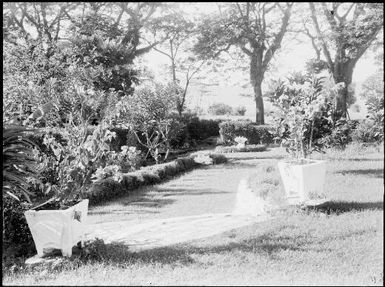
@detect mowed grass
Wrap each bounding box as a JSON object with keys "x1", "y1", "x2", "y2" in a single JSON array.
[{"x1": 3, "y1": 143, "x2": 383, "y2": 286}]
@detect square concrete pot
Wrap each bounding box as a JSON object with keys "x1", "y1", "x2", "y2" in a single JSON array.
[
  {"x1": 24, "y1": 199, "x2": 89, "y2": 257},
  {"x1": 277, "y1": 159, "x2": 326, "y2": 205}
]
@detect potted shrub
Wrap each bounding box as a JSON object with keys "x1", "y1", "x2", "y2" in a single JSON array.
[
  {"x1": 22, "y1": 121, "x2": 117, "y2": 258},
  {"x1": 270, "y1": 73, "x2": 338, "y2": 205}
]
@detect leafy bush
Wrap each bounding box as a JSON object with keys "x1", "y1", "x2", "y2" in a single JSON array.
[
  {"x1": 234, "y1": 106, "x2": 247, "y2": 116},
  {"x1": 115, "y1": 82, "x2": 184, "y2": 163},
  {"x1": 3, "y1": 124, "x2": 40, "y2": 202},
  {"x1": 215, "y1": 144, "x2": 267, "y2": 153},
  {"x1": 268, "y1": 73, "x2": 336, "y2": 158},
  {"x1": 207, "y1": 153, "x2": 228, "y2": 164},
  {"x1": 187, "y1": 118, "x2": 220, "y2": 142},
  {"x1": 219, "y1": 120, "x2": 274, "y2": 145},
  {"x1": 352, "y1": 119, "x2": 384, "y2": 144},
  {"x1": 320, "y1": 119, "x2": 359, "y2": 149},
  {"x1": 208, "y1": 103, "x2": 233, "y2": 115},
  {"x1": 3, "y1": 198, "x2": 35, "y2": 259},
  {"x1": 105, "y1": 146, "x2": 143, "y2": 172},
  {"x1": 170, "y1": 113, "x2": 220, "y2": 148}
]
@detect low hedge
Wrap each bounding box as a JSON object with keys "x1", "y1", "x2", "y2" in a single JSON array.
[
  {"x1": 219, "y1": 120, "x2": 274, "y2": 145},
  {"x1": 83, "y1": 154, "x2": 226, "y2": 205},
  {"x1": 215, "y1": 144, "x2": 267, "y2": 153}
]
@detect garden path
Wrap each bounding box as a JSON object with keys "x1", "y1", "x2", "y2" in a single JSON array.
[{"x1": 84, "y1": 148, "x2": 286, "y2": 251}]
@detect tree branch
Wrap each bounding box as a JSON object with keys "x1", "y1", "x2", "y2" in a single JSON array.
[
  {"x1": 135, "y1": 41, "x2": 160, "y2": 56},
  {"x1": 340, "y1": 3, "x2": 355, "y2": 21},
  {"x1": 262, "y1": 4, "x2": 292, "y2": 69},
  {"x1": 321, "y1": 2, "x2": 338, "y2": 31},
  {"x1": 309, "y1": 2, "x2": 334, "y2": 70}
]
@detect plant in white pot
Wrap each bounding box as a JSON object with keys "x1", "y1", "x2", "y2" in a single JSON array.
[
  {"x1": 24, "y1": 121, "x2": 119, "y2": 258},
  {"x1": 269, "y1": 72, "x2": 340, "y2": 205}
]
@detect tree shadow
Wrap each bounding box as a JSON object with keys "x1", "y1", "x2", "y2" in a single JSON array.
[
  {"x1": 336, "y1": 168, "x2": 383, "y2": 178},
  {"x1": 339, "y1": 158, "x2": 384, "y2": 162},
  {"x1": 226, "y1": 155, "x2": 285, "y2": 161},
  {"x1": 304, "y1": 201, "x2": 383, "y2": 215},
  {"x1": 122, "y1": 197, "x2": 176, "y2": 208},
  {"x1": 72, "y1": 231, "x2": 310, "y2": 267},
  {"x1": 72, "y1": 227, "x2": 337, "y2": 269}
]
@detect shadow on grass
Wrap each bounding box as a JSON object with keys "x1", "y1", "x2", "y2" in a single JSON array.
[
  {"x1": 122, "y1": 197, "x2": 176, "y2": 208},
  {"x1": 338, "y1": 158, "x2": 384, "y2": 162},
  {"x1": 305, "y1": 201, "x2": 383, "y2": 215},
  {"x1": 72, "y1": 231, "x2": 311, "y2": 268},
  {"x1": 226, "y1": 155, "x2": 285, "y2": 161},
  {"x1": 336, "y1": 168, "x2": 383, "y2": 178}
]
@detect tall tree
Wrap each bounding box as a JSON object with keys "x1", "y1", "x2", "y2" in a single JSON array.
[
  {"x1": 307, "y1": 2, "x2": 383, "y2": 118},
  {"x1": 147, "y1": 8, "x2": 207, "y2": 116},
  {"x1": 194, "y1": 2, "x2": 293, "y2": 124}
]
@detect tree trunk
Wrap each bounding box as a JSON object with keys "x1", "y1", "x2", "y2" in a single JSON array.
[
  {"x1": 254, "y1": 83, "x2": 265, "y2": 125},
  {"x1": 332, "y1": 62, "x2": 354, "y2": 119},
  {"x1": 250, "y1": 54, "x2": 265, "y2": 125}
]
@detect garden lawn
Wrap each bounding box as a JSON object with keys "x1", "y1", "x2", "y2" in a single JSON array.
[{"x1": 3, "y1": 144, "x2": 383, "y2": 286}]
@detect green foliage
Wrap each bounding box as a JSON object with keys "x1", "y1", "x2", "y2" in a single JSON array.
[
  {"x1": 116, "y1": 82, "x2": 184, "y2": 163},
  {"x1": 305, "y1": 58, "x2": 328, "y2": 74},
  {"x1": 319, "y1": 119, "x2": 360, "y2": 149},
  {"x1": 219, "y1": 120, "x2": 274, "y2": 145},
  {"x1": 208, "y1": 103, "x2": 233, "y2": 116},
  {"x1": 207, "y1": 153, "x2": 228, "y2": 164},
  {"x1": 3, "y1": 124, "x2": 40, "y2": 202},
  {"x1": 360, "y1": 71, "x2": 384, "y2": 140},
  {"x1": 234, "y1": 106, "x2": 247, "y2": 116},
  {"x1": 170, "y1": 113, "x2": 220, "y2": 148},
  {"x1": 2, "y1": 198, "x2": 35, "y2": 259},
  {"x1": 33, "y1": 121, "x2": 130, "y2": 207},
  {"x1": 269, "y1": 72, "x2": 335, "y2": 158},
  {"x1": 69, "y1": 13, "x2": 140, "y2": 97},
  {"x1": 352, "y1": 120, "x2": 384, "y2": 144}
]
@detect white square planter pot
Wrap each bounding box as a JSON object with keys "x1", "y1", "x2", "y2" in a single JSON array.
[
  {"x1": 24, "y1": 199, "x2": 89, "y2": 258},
  {"x1": 277, "y1": 160, "x2": 326, "y2": 205}
]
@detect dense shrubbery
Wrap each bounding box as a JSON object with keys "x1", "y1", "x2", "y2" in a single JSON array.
[
  {"x1": 268, "y1": 72, "x2": 338, "y2": 157},
  {"x1": 208, "y1": 103, "x2": 233, "y2": 115},
  {"x1": 234, "y1": 106, "x2": 247, "y2": 116},
  {"x1": 219, "y1": 120, "x2": 274, "y2": 145},
  {"x1": 3, "y1": 198, "x2": 35, "y2": 259},
  {"x1": 320, "y1": 119, "x2": 360, "y2": 149},
  {"x1": 352, "y1": 120, "x2": 384, "y2": 144},
  {"x1": 170, "y1": 113, "x2": 220, "y2": 148}
]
